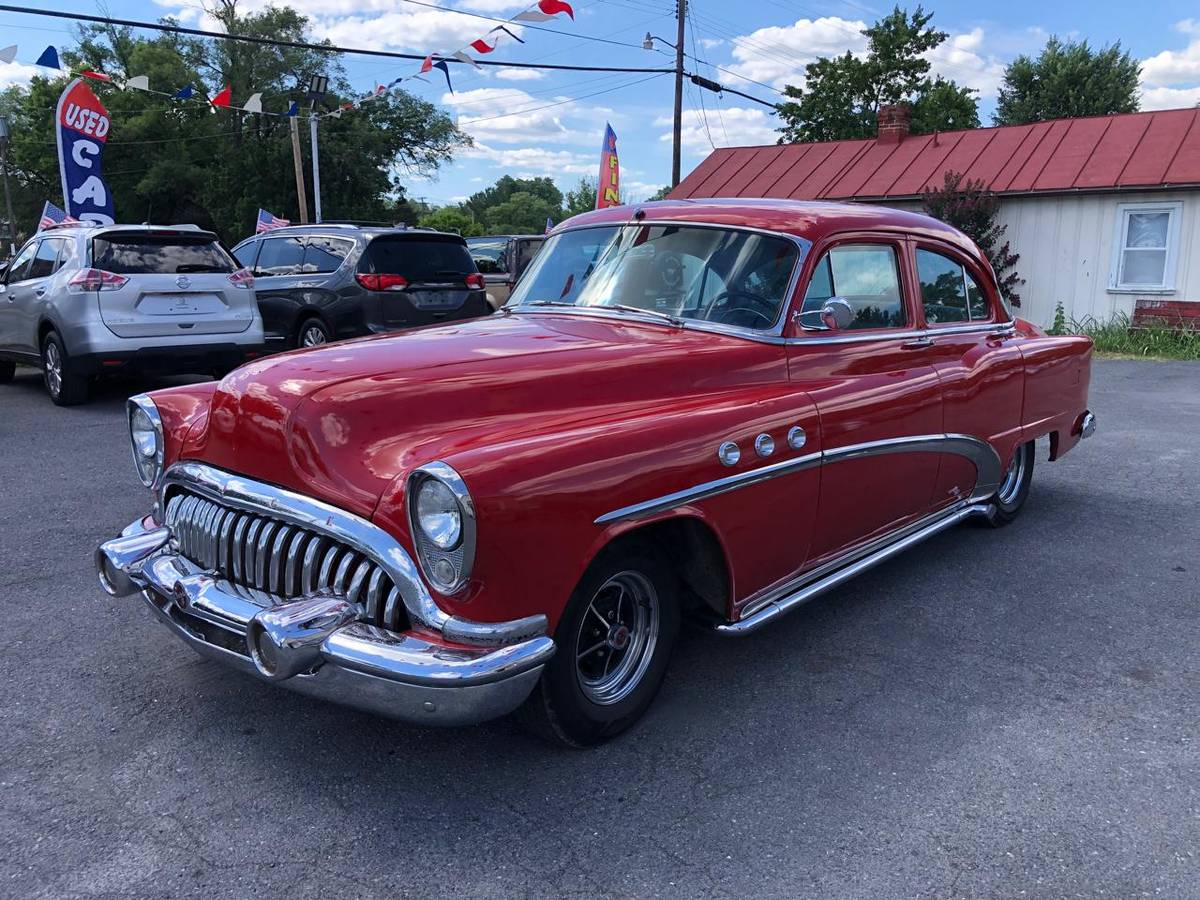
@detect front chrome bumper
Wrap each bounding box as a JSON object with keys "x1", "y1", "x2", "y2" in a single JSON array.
[{"x1": 96, "y1": 518, "x2": 555, "y2": 726}]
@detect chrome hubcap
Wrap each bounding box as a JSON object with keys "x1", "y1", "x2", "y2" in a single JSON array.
[
  {"x1": 301, "y1": 326, "x2": 327, "y2": 347},
  {"x1": 997, "y1": 446, "x2": 1027, "y2": 505},
  {"x1": 44, "y1": 342, "x2": 62, "y2": 396},
  {"x1": 575, "y1": 571, "x2": 660, "y2": 706}
]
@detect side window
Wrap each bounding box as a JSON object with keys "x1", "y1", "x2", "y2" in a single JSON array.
[
  {"x1": 30, "y1": 239, "x2": 63, "y2": 279},
  {"x1": 916, "y1": 248, "x2": 991, "y2": 324},
  {"x1": 51, "y1": 240, "x2": 73, "y2": 273},
  {"x1": 800, "y1": 244, "x2": 906, "y2": 329},
  {"x1": 233, "y1": 241, "x2": 259, "y2": 270},
  {"x1": 301, "y1": 237, "x2": 352, "y2": 274},
  {"x1": 254, "y1": 237, "x2": 305, "y2": 276},
  {"x1": 6, "y1": 242, "x2": 39, "y2": 283}
]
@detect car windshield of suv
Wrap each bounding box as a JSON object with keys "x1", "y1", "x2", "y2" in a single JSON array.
[
  {"x1": 509, "y1": 224, "x2": 806, "y2": 332},
  {"x1": 362, "y1": 236, "x2": 477, "y2": 282},
  {"x1": 92, "y1": 234, "x2": 235, "y2": 275}
]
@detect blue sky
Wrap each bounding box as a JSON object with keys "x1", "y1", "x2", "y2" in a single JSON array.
[{"x1": 2, "y1": 0, "x2": 1199, "y2": 207}]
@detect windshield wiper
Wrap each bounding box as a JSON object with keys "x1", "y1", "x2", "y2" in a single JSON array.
[
  {"x1": 605, "y1": 304, "x2": 683, "y2": 327},
  {"x1": 525, "y1": 299, "x2": 577, "y2": 307}
]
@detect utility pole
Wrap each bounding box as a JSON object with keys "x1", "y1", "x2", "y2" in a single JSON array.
[
  {"x1": 671, "y1": 0, "x2": 686, "y2": 188},
  {"x1": 0, "y1": 115, "x2": 17, "y2": 254},
  {"x1": 288, "y1": 115, "x2": 309, "y2": 224},
  {"x1": 309, "y1": 115, "x2": 323, "y2": 224}
]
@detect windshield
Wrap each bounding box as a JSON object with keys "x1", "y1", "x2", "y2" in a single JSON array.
[{"x1": 509, "y1": 224, "x2": 806, "y2": 332}]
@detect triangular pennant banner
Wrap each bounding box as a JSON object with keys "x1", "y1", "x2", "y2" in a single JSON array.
[
  {"x1": 35, "y1": 46, "x2": 60, "y2": 69},
  {"x1": 470, "y1": 38, "x2": 496, "y2": 54},
  {"x1": 211, "y1": 84, "x2": 232, "y2": 107},
  {"x1": 242, "y1": 92, "x2": 262, "y2": 113},
  {"x1": 286, "y1": 101, "x2": 298, "y2": 116},
  {"x1": 432, "y1": 59, "x2": 453, "y2": 93},
  {"x1": 514, "y1": 10, "x2": 555, "y2": 22},
  {"x1": 419, "y1": 54, "x2": 433, "y2": 74},
  {"x1": 175, "y1": 83, "x2": 194, "y2": 99},
  {"x1": 0, "y1": 46, "x2": 17, "y2": 65},
  {"x1": 452, "y1": 50, "x2": 481, "y2": 70},
  {"x1": 81, "y1": 70, "x2": 112, "y2": 82},
  {"x1": 538, "y1": 0, "x2": 574, "y2": 18},
  {"x1": 492, "y1": 25, "x2": 525, "y2": 43},
  {"x1": 126, "y1": 75, "x2": 150, "y2": 91}
]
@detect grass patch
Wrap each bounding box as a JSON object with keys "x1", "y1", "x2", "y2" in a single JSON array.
[{"x1": 1049, "y1": 308, "x2": 1200, "y2": 361}]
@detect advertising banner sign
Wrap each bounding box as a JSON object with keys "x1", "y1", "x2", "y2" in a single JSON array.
[{"x1": 55, "y1": 78, "x2": 115, "y2": 224}]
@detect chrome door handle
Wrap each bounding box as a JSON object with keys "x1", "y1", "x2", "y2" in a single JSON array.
[{"x1": 902, "y1": 336, "x2": 933, "y2": 349}]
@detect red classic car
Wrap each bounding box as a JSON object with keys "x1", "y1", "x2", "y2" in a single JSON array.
[{"x1": 96, "y1": 200, "x2": 1095, "y2": 746}]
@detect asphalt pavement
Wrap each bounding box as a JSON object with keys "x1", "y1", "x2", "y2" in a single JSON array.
[{"x1": 1, "y1": 359, "x2": 1197, "y2": 899}]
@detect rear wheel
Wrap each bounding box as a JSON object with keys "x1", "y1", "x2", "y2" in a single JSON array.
[
  {"x1": 41, "y1": 331, "x2": 88, "y2": 406},
  {"x1": 518, "y1": 541, "x2": 680, "y2": 747},
  {"x1": 987, "y1": 440, "x2": 1035, "y2": 526},
  {"x1": 296, "y1": 317, "x2": 331, "y2": 349},
  {"x1": 0, "y1": 360, "x2": 14, "y2": 383}
]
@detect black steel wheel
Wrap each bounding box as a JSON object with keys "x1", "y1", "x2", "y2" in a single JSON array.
[{"x1": 518, "y1": 540, "x2": 680, "y2": 747}]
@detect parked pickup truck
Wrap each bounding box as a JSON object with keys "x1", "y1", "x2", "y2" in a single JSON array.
[{"x1": 465, "y1": 234, "x2": 544, "y2": 309}]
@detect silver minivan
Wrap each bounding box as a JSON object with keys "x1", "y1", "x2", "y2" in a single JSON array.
[{"x1": 0, "y1": 223, "x2": 263, "y2": 405}]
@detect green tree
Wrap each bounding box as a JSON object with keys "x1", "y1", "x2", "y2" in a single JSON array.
[
  {"x1": 562, "y1": 176, "x2": 598, "y2": 217},
  {"x1": 645, "y1": 186, "x2": 672, "y2": 201},
  {"x1": 464, "y1": 175, "x2": 562, "y2": 223},
  {"x1": 419, "y1": 206, "x2": 483, "y2": 236},
  {"x1": 480, "y1": 191, "x2": 561, "y2": 234},
  {"x1": 777, "y1": 6, "x2": 978, "y2": 143},
  {"x1": 994, "y1": 37, "x2": 1140, "y2": 125},
  {"x1": 0, "y1": 1, "x2": 466, "y2": 244},
  {"x1": 922, "y1": 170, "x2": 1023, "y2": 307}
]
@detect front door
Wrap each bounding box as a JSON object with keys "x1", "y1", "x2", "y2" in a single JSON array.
[
  {"x1": 0, "y1": 241, "x2": 42, "y2": 355},
  {"x1": 786, "y1": 236, "x2": 944, "y2": 566}
]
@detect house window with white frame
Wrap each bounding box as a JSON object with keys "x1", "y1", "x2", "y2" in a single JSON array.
[{"x1": 1109, "y1": 201, "x2": 1182, "y2": 292}]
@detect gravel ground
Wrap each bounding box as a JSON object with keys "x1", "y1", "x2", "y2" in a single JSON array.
[{"x1": 1, "y1": 360, "x2": 1197, "y2": 899}]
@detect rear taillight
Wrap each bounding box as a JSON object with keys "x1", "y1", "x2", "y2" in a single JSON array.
[
  {"x1": 228, "y1": 267, "x2": 254, "y2": 289},
  {"x1": 465, "y1": 273, "x2": 485, "y2": 290},
  {"x1": 67, "y1": 268, "x2": 128, "y2": 293},
  {"x1": 356, "y1": 273, "x2": 409, "y2": 291}
]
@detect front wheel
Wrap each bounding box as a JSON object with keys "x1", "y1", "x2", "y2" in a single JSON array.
[
  {"x1": 987, "y1": 440, "x2": 1035, "y2": 526},
  {"x1": 518, "y1": 542, "x2": 680, "y2": 747}
]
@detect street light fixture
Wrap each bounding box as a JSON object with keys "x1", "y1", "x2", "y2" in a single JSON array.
[
  {"x1": 643, "y1": 32, "x2": 676, "y2": 50},
  {"x1": 643, "y1": 5, "x2": 687, "y2": 188}
]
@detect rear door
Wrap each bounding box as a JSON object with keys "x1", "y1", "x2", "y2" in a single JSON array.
[
  {"x1": 92, "y1": 230, "x2": 254, "y2": 338},
  {"x1": 360, "y1": 234, "x2": 481, "y2": 326}
]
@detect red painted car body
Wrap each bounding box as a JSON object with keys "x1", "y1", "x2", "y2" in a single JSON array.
[{"x1": 101, "y1": 200, "x2": 1093, "y2": 734}]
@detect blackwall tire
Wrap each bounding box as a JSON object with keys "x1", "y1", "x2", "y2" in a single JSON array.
[
  {"x1": 0, "y1": 360, "x2": 14, "y2": 383},
  {"x1": 518, "y1": 541, "x2": 680, "y2": 748},
  {"x1": 296, "y1": 317, "x2": 331, "y2": 349},
  {"x1": 41, "y1": 331, "x2": 88, "y2": 406}
]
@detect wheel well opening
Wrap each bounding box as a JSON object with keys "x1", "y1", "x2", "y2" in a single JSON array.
[
  {"x1": 37, "y1": 320, "x2": 56, "y2": 345},
  {"x1": 613, "y1": 518, "x2": 731, "y2": 622}
]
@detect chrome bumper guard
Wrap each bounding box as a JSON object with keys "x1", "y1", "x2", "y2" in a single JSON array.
[{"x1": 96, "y1": 519, "x2": 555, "y2": 726}]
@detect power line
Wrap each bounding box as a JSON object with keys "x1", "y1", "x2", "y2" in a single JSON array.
[
  {"x1": 0, "y1": 5, "x2": 677, "y2": 73},
  {"x1": 393, "y1": 0, "x2": 644, "y2": 51}
]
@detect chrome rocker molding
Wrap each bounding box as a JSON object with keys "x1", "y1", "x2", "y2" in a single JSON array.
[
  {"x1": 95, "y1": 520, "x2": 555, "y2": 726},
  {"x1": 596, "y1": 433, "x2": 1002, "y2": 526},
  {"x1": 163, "y1": 461, "x2": 546, "y2": 646},
  {"x1": 717, "y1": 501, "x2": 993, "y2": 636}
]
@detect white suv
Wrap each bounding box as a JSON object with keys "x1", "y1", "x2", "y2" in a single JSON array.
[{"x1": 0, "y1": 223, "x2": 263, "y2": 405}]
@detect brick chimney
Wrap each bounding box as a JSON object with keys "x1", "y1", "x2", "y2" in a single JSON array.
[{"x1": 876, "y1": 103, "x2": 912, "y2": 144}]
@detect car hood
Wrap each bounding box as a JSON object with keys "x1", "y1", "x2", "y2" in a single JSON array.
[{"x1": 185, "y1": 312, "x2": 775, "y2": 517}]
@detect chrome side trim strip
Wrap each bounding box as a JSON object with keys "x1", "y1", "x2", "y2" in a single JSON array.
[
  {"x1": 594, "y1": 433, "x2": 1001, "y2": 525},
  {"x1": 785, "y1": 321, "x2": 1016, "y2": 346},
  {"x1": 717, "y1": 501, "x2": 993, "y2": 636},
  {"x1": 160, "y1": 462, "x2": 547, "y2": 646}
]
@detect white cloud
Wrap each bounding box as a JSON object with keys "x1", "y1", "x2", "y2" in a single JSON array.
[
  {"x1": 925, "y1": 28, "x2": 1006, "y2": 97},
  {"x1": 442, "y1": 87, "x2": 572, "y2": 144},
  {"x1": 496, "y1": 68, "x2": 546, "y2": 81},
  {"x1": 698, "y1": 38, "x2": 724, "y2": 50},
  {"x1": 455, "y1": 0, "x2": 528, "y2": 11},
  {"x1": 656, "y1": 106, "x2": 779, "y2": 155},
  {"x1": 0, "y1": 61, "x2": 44, "y2": 89},
  {"x1": 1141, "y1": 20, "x2": 1200, "y2": 88},
  {"x1": 464, "y1": 142, "x2": 595, "y2": 175},
  {"x1": 1140, "y1": 84, "x2": 1200, "y2": 109}
]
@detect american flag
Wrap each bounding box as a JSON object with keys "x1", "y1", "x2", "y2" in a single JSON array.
[
  {"x1": 39, "y1": 201, "x2": 78, "y2": 230},
  {"x1": 256, "y1": 208, "x2": 291, "y2": 234},
  {"x1": 545, "y1": 216, "x2": 554, "y2": 234}
]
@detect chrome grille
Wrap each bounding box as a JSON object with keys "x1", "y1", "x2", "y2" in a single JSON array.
[{"x1": 165, "y1": 490, "x2": 409, "y2": 631}]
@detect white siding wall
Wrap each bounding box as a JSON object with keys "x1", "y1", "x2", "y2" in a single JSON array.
[{"x1": 887, "y1": 190, "x2": 1199, "y2": 329}]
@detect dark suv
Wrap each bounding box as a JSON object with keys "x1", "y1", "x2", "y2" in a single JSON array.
[{"x1": 232, "y1": 225, "x2": 491, "y2": 349}]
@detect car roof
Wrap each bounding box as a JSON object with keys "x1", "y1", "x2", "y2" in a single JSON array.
[
  {"x1": 466, "y1": 234, "x2": 545, "y2": 240},
  {"x1": 248, "y1": 224, "x2": 460, "y2": 239},
  {"x1": 558, "y1": 198, "x2": 987, "y2": 266},
  {"x1": 41, "y1": 222, "x2": 208, "y2": 235}
]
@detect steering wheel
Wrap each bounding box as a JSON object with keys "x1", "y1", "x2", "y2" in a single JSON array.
[{"x1": 705, "y1": 290, "x2": 776, "y2": 328}]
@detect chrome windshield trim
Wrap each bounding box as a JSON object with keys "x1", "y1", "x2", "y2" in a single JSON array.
[
  {"x1": 509, "y1": 219, "x2": 811, "y2": 341},
  {"x1": 785, "y1": 321, "x2": 1017, "y2": 346},
  {"x1": 512, "y1": 306, "x2": 790, "y2": 346},
  {"x1": 160, "y1": 462, "x2": 545, "y2": 646},
  {"x1": 594, "y1": 433, "x2": 1001, "y2": 526}
]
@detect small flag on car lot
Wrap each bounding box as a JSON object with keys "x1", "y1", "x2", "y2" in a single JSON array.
[
  {"x1": 39, "y1": 200, "x2": 78, "y2": 230},
  {"x1": 545, "y1": 216, "x2": 554, "y2": 234},
  {"x1": 256, "y1": 208, "x2": 290, "y2": 233}
]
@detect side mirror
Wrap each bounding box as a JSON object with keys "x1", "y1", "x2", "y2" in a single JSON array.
[{"x1": 819, "y1": 297, "x2": 855, "y2": 330}]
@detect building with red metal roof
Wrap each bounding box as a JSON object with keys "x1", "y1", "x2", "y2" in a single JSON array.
[{"x1": 670, "y1": 105, "x2": 1200, "y2": 330}]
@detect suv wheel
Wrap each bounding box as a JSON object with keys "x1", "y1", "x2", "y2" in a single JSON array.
[
  {"x1": 41, "y1": 331, "x2": 88, "y2": 406},
  {"x1": 0, "y1": 360, "x2": 14, "y2": 383},
  {"x1": 297, "y1": 318, "x2": 331, "y2": 348}
]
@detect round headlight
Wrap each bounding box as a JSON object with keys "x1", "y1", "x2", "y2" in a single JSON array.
[
  {"x1": 415, "y1": 478, "x2": 462, "y2": 550},
  {"x1": 127, "y1": 396, "x2": 163, "y2": 488}
]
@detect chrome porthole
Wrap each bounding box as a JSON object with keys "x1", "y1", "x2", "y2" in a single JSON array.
[
  {"x1": 787, "y1": 426, "x2": 807, "y2": 450},
  {"x1": 754, "y1": 433, "x2": 775, "y2": 457},
  {"x1": 574, "y1": 570, "x2": 661, "y2": 706},
  {"x1": 717, "y1": 441, "x2": 740, "y2": 467}
]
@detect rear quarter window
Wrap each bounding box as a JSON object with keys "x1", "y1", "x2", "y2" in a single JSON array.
[
  {"x1": 361, "y1": 236, "x2": 476, "y2": 282},
  {"x1": 92, "y1": 234, "x2": 235, "y2": 275}
]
